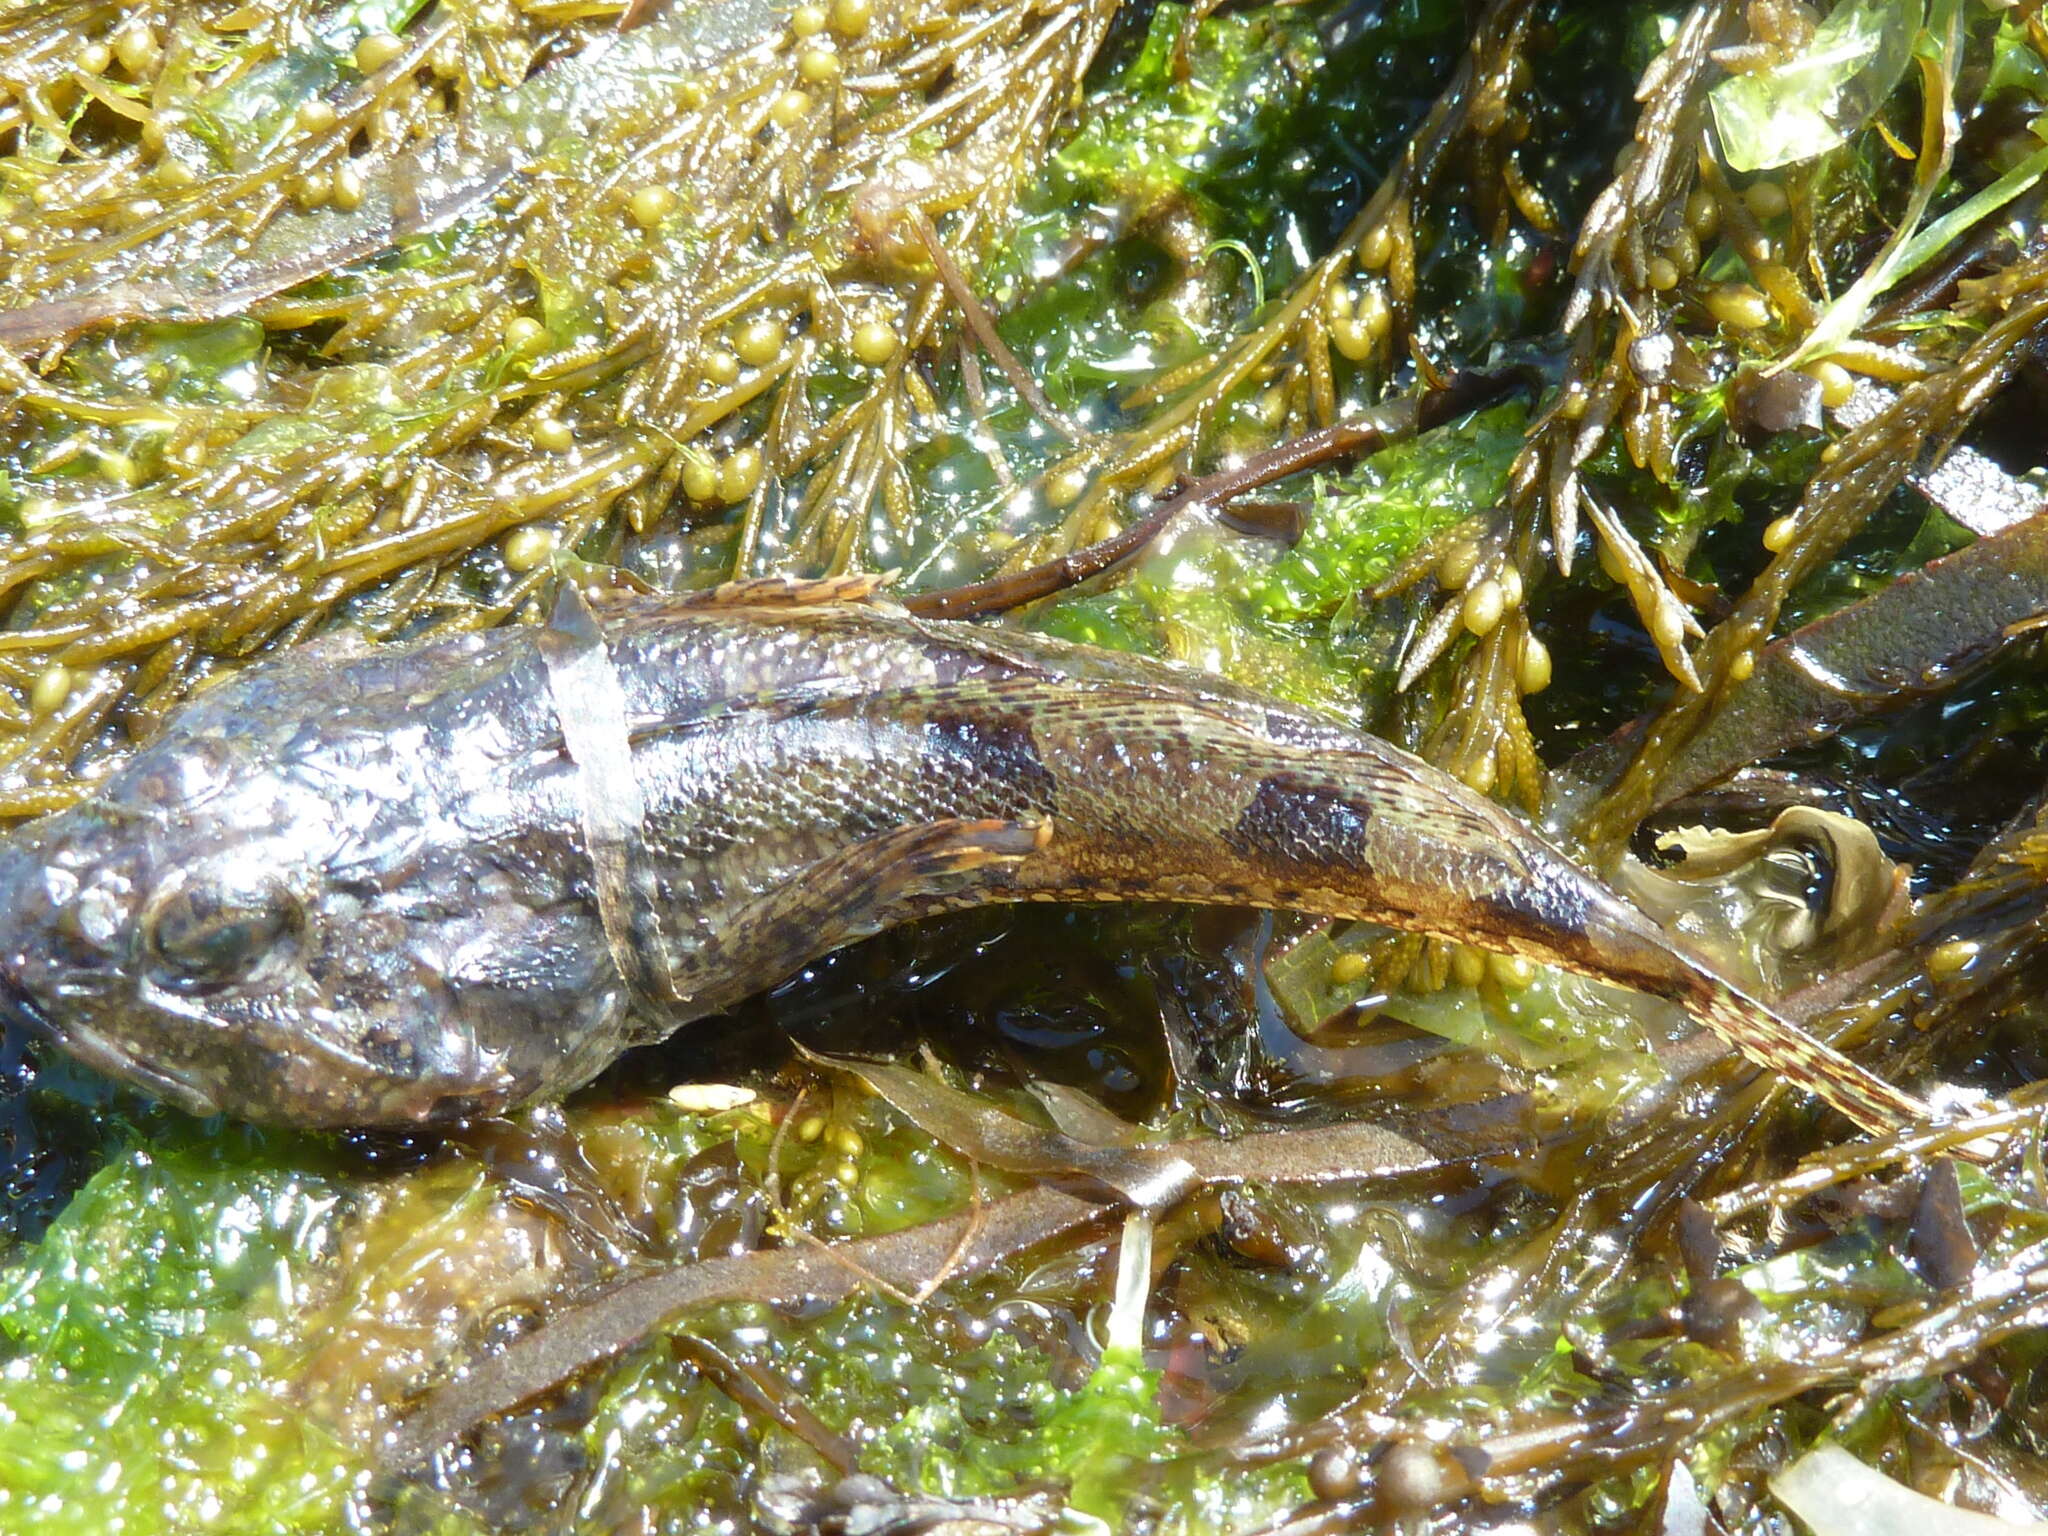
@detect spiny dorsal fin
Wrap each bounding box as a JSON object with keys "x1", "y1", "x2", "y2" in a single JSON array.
[{"x1": 674, "y1": 572, "x2": 899, "y2": 609}]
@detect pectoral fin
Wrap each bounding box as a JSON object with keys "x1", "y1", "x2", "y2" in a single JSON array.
[{"x1": 667, "y1": 817, "x2": 1052, "y2": 1023}]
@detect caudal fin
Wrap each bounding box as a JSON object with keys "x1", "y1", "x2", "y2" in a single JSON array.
[{"x1": 1694, "y1": 977, "x2": 1928, "y2": 1136}]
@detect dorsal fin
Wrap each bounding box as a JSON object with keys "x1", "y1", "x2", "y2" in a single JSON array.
[{"x1": 673, "y1": 572, "x2": 899, "y2": 609}]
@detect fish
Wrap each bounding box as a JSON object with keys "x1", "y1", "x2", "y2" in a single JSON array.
[{"x1": 0, "y1": 577, "x2": 1927, "y2": 1132}]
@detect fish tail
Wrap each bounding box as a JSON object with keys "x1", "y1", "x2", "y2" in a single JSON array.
[{"x1": 1692, "y1": 974, "x2": 1927, "y2": 1136}]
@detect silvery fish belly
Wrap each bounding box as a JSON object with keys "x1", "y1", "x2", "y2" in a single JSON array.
[{"x1": 0, "y1": 585, "x2": 1925, "y2": 1133}]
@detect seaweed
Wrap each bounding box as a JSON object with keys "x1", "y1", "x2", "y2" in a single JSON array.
[
  {"x1": 0, "y1": 0, "x2": 1122, "y2": 811},
  {"x1": 1581, "y1": 250, "x2": 2048, "y2": 857}
]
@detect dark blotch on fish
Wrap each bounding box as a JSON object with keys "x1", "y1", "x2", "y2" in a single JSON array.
[
  {"x1": 1224, "y1": 773, "x2": 1377, "y2": 875},
  {"x1": 919, "y1": 708, "x2": 1058, "y2": 816}
]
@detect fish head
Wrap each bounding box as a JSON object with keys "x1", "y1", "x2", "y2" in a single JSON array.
[{"x1": 0, "y1": 644, "x2": 624, "y2": 1127}]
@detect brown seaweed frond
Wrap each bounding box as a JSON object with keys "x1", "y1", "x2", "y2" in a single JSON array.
[
  {"x1": 0, "y1": 0, "x2": 1117, "y2": 811},
  {"x1": 1378, "y1": 0, "x2": 1743, "y2": 813},
  {"x1": 1582, "y1": 246, "x2": 2048, "y2": 857},
  {"x1": 1385, "y1": 0, "x2": 2015, "y2": 816},
  {"x1": 984, "y1": 0, "x2": 1551, "y2": 586}
]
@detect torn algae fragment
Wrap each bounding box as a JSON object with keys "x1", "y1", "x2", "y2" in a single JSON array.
[
  {"x1": 1710, "y1": 0, "x2": 1924, "y2": 173},
  {"x1": 1052, "y1": 1214, "x2": 1171, "y2": 1522}
]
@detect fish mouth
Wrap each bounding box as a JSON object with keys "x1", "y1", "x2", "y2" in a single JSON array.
[{"x1": 0, "y1": 968, "x2": 223, "y2": 1118}]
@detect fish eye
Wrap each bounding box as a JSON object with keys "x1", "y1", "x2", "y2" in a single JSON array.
[{"x1": 143, "y1": 869, "x2": 299, "y2": 989}]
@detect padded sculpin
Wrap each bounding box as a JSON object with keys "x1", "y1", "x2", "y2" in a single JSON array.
[{"x1": 0, "y1": 580, "x2": 1925, "y2": 1132}]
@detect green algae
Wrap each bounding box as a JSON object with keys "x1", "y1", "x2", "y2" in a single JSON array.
[
  {"x1": 1037, "y1": 402, "x2": 1528, "y2": 721},
  {"x1": 0, "y1": 1128, "x2": 420, "y2": 1536}
]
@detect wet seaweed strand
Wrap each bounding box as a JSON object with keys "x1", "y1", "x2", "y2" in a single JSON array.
[
  {"x1": 994, "y1": 0, "x2": 1548, "y2": 600},
  {"x1": 1412, "y1": 0, "x2": 1746, "y2": 815}
]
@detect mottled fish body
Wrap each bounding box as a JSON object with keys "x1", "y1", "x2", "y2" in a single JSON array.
[{"x1": 0, "y1": 585, "x2": 1923, "y2": 1132}]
